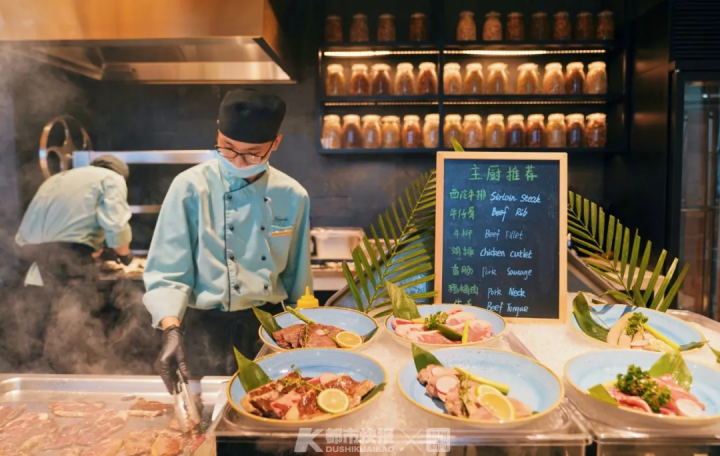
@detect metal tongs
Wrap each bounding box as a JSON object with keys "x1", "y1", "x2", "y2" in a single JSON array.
[{"x1": 174, "y1": 370, "x2": 201, "y2": 433}]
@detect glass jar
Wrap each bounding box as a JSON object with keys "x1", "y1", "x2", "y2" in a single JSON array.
[
  {"x1": 325, "y1": 15, "x2": 343, "y2": 43},
  {"x1": 565, "y1": 114, "x2": 585, "y2": 148},
  {"x1": 507, "y1": 12, "x2": 525, "y2": 41},
  {"x1": 461, "y1": 114, "x2": 484, "y2": 148},
  {"x1": 585, "y1": 113, "x2": 607, "y2": 147},
  {"x1": 546, "y1": 113, "x2": 567, "y2": 147},
  {"x1": 517, "y1": 63, "x2": 540, "y2": 94},
  {"x1": 371, "y1": 63, "x2": 393, "y2": 95},
  {"x1": 417, "y1": 62, "x2": 438, "y2": 95},
  {"x1": 487, "y1": 62, "x2": 509, "y2": 94},
  {"x1": 342, "y1": 114, "x2": 363, "y2": 148},
  {"x1": 381, "y1": 115, "x2": 401, "y2": 148},
  {"x1": 410, "y1": 13, "x2": 428, "y2": 41},
  {"x1": 444, "y1": 114, "x2": 463, "y2": 148},
  {"x1": 349, "y1": 64, "x2": 370, "y2": 96},
  {"x1": 361, "y1": 115, "x2": 382, "y2": 149},
  {"x1": 444, "y1": 63, "x2": 463, "y2": 95},
  {"x1": 464, "y1": 63, "x2": 484, "y2": 94},
  {"x1": 457, "y1": 11, "x2": 477, "y2": 41},
  {"x1": 483, "y1": 12, "x2": 503, "y2": 41},
  {"x1": 575, "y1": 12, "x2": 595, "y2": 40},
  {"x1": 423, "y1": 114, "x2": 440, "y2": 148},
  {"x1": 350, "y1": 14, "x2": 369, "y2": 42},
  {"x1": 485, "y1": 114, "x2": 506, "y2": 148},
  {"x1": 394, "y1": 63, "x2": 416, "y2": 95},
  {"x1": 565, "y1": 62, "x2": 585, "y2": 95},
  {"x1": 543, "y1": 62, "x2": 565, "y2": 94},
  {"x1": 377, "y1": 14, "x2": 396, "y2": 42},
  {"x1": 321, "y1": 114, "x2": 343, "y2": 149},
  {"x1": 402, "y1": 115, "x2": 423, "y2": 148},
  {"x1": 526, "y1": 114, "x2": 546, "y2": 147},
  {"x1": 506, "y1": 114, "x2": 525, "y2": 148},
  {"x1": 597, "y1": 10, "x2": 615, "y2": 40},
  {"x1": 553, "y1": 11, "x2": 572, "y2": 40},
  {"x1": 326, "y1": 64, "x2": 346, "y2": 96},
  {"x1": 531, "y1": 12, "x2": 549, "y2": 40},
  {"x1": 586, "y1": 61, "x2": 607, "y2": 94}
]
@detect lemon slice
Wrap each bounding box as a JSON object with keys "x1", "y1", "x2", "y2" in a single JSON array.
[
  {"x1": 478, "y1": 392, "x2": 516, "y2": 421},
  {"x1": 317, "y1": 388, "x2": 350, "y2": 414},
  {"x1": 335, "y1": 331, "x2": 363, "y2": 348},
  {"x1": 475, "y1": 384, "x2": 501, "y2": 398}
]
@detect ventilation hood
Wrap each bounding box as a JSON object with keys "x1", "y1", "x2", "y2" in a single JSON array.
[{"x1": 0, "y1": 0, "x2": 295, "y2": 83}]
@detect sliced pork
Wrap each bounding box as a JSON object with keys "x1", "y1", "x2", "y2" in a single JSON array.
[{"x1": 50, "y1": 401, "x2": 106, "y2": 417}]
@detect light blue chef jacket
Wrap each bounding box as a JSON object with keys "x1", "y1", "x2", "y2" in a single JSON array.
[
  {"x1": 143, "y1": 160, "x2": 313, "y2": 328},
  {"x1": 15, "y1": 166, "x2": 132, "y2": 250}
]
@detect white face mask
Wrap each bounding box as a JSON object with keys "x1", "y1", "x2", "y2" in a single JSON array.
[{"x1": 215, "y1": 150, "x2": 268, "y2": 179}]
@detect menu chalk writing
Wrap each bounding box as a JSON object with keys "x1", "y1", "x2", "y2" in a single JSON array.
[{"x1": 435, "y1": 152, "x2": 567, "y2": 322}]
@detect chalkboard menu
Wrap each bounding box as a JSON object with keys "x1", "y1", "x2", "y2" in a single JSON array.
[{"x1": 435, "y1": 152, "x2": 568, "y2": 322}]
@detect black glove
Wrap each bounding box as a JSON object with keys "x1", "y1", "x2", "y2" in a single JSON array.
[
  {"x1": 118, "y1": 253, "x2": 134, "y2": 266},
  {"x1": 155, "y1": 326, "x2": 190, "y2": 394}
]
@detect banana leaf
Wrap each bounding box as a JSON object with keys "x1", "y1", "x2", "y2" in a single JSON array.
[
  {"x1": 361, "y1": 383, "x2": 386, "y2": 403},
  {"x1": 388, "y1": 281, "x2": 421, "y2": 320},
  {"x1": 572, "y1": 293, "x2": 609, "y2": 342},
  {"x1": 233, "y1": 347, "x2": 272, "y2": 392},
  {"x1": 412, "y1": 343, "x2": 442, "y2": 372},
  {"x1": 252, "y1": 306, "x2": 282, "y2": 342},
  {"x1": 709, "y1": 345, "x2": 720, "y2": 364},
  {"x1": 647, "y1": 350, "x2": 693, "y2": 391},
  {"x1": 588, "y1": 384, "x2": 619, "y2": 407},
  {"x1": 286, "y1": 306, "x2": 316, "y2": 325}
]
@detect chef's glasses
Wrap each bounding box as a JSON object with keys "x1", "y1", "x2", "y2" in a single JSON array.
[{"x1": 215, "y1": 140, "x2": 274, "y2": 165}]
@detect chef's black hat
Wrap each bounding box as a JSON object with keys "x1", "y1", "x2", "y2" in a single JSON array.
[
  {"x1": 218, "y1": 89, "x2": 286, "y2": 144},
  {"x1": 91, "y1": 155, "x2": 129, "y2": 179}
]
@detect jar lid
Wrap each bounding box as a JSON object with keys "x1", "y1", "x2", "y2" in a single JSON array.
[
  {"x1": 565, "y1": 113, "x2": 585, "y2": 122},
  {"x1": 463, "y1": 114, "x2": 481, "y2": 122},
  {"x1": 326, "y1": 14, "x2": 341, "y2": 20},
  {"x1": 508, "y1": 12, "x2": 523, "y2": 17},
  {"x1": 445, "y1": 114, "x2": 462, "y2": 122},
  {"x1": 324, "y1": 114, "x2": 341, "y2": 122},
  {"x1": 487, "y1": 114, "x2": 505, "y2": 122},
  {"x1": 567, "y1": 62, "x2": 584, "y2": 70},
  {"x1": 411, "y1": 12, "x2": 426, "y2": 18},
  {"x1": 343, "y1": 114, "x2": 360, "y2": 122},
  {"x1": 466, "y1": 63, "x2": 483, "y2": 71},
  {"x1": 577, "y1": 11, "x2": 592, "y2": 17},
  {"x1": 528, "y1": 114, "x2": 545, "y2": 121},
  {"x1": 419, "y1": 62, "x2": 436, "y2": 69},
  {"x1": 532, "y1": 11, "x2": 548, "y2": 17},
  {"x1": 381, "y1": 115, "x2": 400, "y2": 122},
  {"x1": 486, "y1": 11, "x2": 500, "y2": 17},
  {"x1": 362, "y1": 114, "x2": 381, "y2": 122},
  {"x1": 397, "y1": 62, "x2": 414, "y2": 71},
  {"x1": 599, "y1": 10, "x2": 613, "y2": 16},
  {"x1": 548, "y1": 113, "x2": 566, "y2": 122},
  {"x1": 587, "y1": 113, "x2": 607, "y2": 121},
  {"x1": 508, "y1": 114, "x2": 525, "y2": 123},
  {"x1": 371, "y1": 63, "x2": 391, "y2": 71},
  {"x1": 379, "y1": 13, "x2": 394, "y2": 19},
  {"x1": 460, "y1": 10, "x2": 475, "y2": 16},
  {"x1": 351, "y1": 63, "x2": 368, "y2": 71},
  {"x1": 403, "y1": 115, "x2": 420, "y2": 122},
  {"x1": 545, "y1": 62, "x2": 563, "y2": 70},
  {"x1": 518, "y1": 62, "x2": 538, "y2": 71},
  {"x1": 589, "y1": 61, "x2": 606, "y2": 69},
  {"x1": 424, "y1": 113, "x2": 439, "y2": 122},
  {"x1": 488, "y1": 62, "x2": 508, "y2": 70},
  {"x1": 353, "y1": 13, "x2": 367, "y2": 19},
  {"x1": 444, "y1": 62, "x2": 461, "y2": 71},
  {"x1": 328, "y1": 64, "x2": 344, "y2": 72}
]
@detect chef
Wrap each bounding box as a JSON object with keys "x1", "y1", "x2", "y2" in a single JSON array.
[
  {"x1": 15, "y1": 155, "x2": 133, "y2": 290},
  {"x1": 144, "y1": 89, "x2": 312, "y2": 393}
]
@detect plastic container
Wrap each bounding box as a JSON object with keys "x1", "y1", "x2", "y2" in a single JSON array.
[
  {"x1": 485, "y1": 114, "x2": 506, "y2": 148},
  {"x1": 423, "y1": 114, "x2": 440, "y2": 148},
  {"x1": 325, "y1": 15, "x2": 343, "y2": 43},
  {"x1": 585, "y1": 113, "x2": 607, "y2": 147},
  {"x1": 325, "y1": 64, "x2": 346, "y2": 96},
  {"x1": 444, "y1": 63, "x2": 463, "y2": 95},
  {"x1": 487, "y1": 62, "x2": 509, "y2": 94},
  {"x1": 402, "y1": 115, "x2": 423, "y2": 148},
  {"x1": 464, "y1": 63, "x2": 484, "y2": 94},
  {"x1": 597, "y1": 10, "x2": 615, "y2": 40},
  {"x1": 443, "y1": 114, "x2": 463, "y2": 148},
  {"x1": 349, "y1": 64, "x2": 371, "y2": 96},
  {"x1": 575, "y1": 12, "x2": 595, "y2": 40},
  {"x1": 565, "y1": 62, "x2": 585, "y2": 95},
  {"x1": 410, "y1": 13, "x2": 428, "y2": 41},
  {"x1": 381, "y1": 115, "x2": 401, "y2": 148},
  {"x1": 321, "y1": 114, "x2": 343, "y2": 149},
  {"x1": 506, "y1": 114, "x2": 525, "y2": 148},
  {"x1": 457, "y1": 11, "x2": 477, "y2": 41},
  {"x1": 483, "y1": 11, "x2": 503, "y2": 40},
  {"x1": 507, "y1": 12, "x2": 525, "y2": 41},
  {"x1": 543, "y1": 62, "x2": 565, "y2": 94},
  {"x1": 394, "y1": 63, "x2": 416, "y2": 95},
  {"x1": 461, "y1": 114, "x2": 483, "y2": 148},
  {"x1": 565, "y1": 113, "x2": 585, "y2": 148},
  {"x1": 312, "y1": 227, "x2": 364, "y2": 260},
  {"x1": 350, "y1": 13, "x2": 369, "y2": 42},
  {"x1": 553, "y1": 11, "x2": 572, "y2": 40},
  {"x1": 377, "y1": 14, "x2": 396, "y2": 42},
  {"x1": 371, "y1": 63, "x2": 393, "y2": 95},
  {"x1": 361, "y1": 114, "x2": 382, "y2": 149},
  {"x1": 531, "y1": 12, "x2": 550, "y2": 40},
  {"x1": 342, "y1": 114, "x2": 363, "y2": 148},
  {"x1": 586, "y1": 62, "x2": 607, "y2": 94},
  {"x1": 417, "y1": 62, "x2": 438, "y2": 95},
  {"x1": 546, "y1": 113, "x2": 567, "y2": 147},
  {"x1": 518, "y1": 63, "x2": 540, "y2": 94},
  {"x1": 526, "y1": 114, "x2": 546, "y2": 147}
]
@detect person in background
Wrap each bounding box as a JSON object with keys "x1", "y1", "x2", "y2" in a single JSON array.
[{"x1": 144, "y1": 89, "x2": 312, "y2": 394}]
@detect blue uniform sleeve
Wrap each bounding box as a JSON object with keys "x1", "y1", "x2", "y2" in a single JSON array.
[
  {"x1": 97, "y1": 176, "x2": 132, "y2": 248},
  {"x1": 281, "y1": 193, "x2": 313, "y2": 303},
  {"x1": 143, "y1": 176, "x2": 198, "y2": 327}
]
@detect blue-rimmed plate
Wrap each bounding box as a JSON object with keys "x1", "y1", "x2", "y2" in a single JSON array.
[
  {"x1": 259, "y1": 307, "x2": 379, "y2": 352},
  {"x1": 570, "y1": 303, "x2": 705, "y2": 353},
  {"x1": 384, "y1": 304, "x2": 507, "y2": 351},
  {"x1": 397, "y1": 347, "x2": 563, "y2": 428},
  {"x1": 228, "y1": 348, "x2": 387, "y2": 426},
  {"x1": 565, "y1": 349, "x2": 720, "y2": 428}
]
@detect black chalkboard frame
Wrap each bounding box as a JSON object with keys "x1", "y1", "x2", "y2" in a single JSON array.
[{"x1": 434, "y1": 151, "x2": 568, "y2": 323}]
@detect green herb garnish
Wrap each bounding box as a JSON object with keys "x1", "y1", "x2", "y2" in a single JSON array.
[
  {"x1": 615, "y1": 365, "x2": 670, "y2": 413},
  {"x1": 625, "y1": 312, "x2": 649, "y2": 336},
  {"x1": 425, "y1": 311, "x2": 448, "y2": 330}
]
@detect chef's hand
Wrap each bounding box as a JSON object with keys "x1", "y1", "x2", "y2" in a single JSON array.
[{"x1": 156, "y1": 319, "x2": 190, "y2": 395}]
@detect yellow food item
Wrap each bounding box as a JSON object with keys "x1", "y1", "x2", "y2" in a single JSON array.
[
  {"x1": 317, "y1": 388, "x2": 350, "y2": 414},
  {"x1": 335, "y1": 331, "x2": 363, "y2": 349},
  {"x1": 478, "y1": 392, "x2": 516, "y2": 421}
]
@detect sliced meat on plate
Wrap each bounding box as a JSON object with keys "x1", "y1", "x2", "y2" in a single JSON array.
[
  {"x1": 151, "y1": 431, "x2": 186, "y2": 456},
  {"x1": 0, "y1": 405, "x2": 25, "y2": 429},
  {"x1": 128, "y1": 399, "x2": 174, "y2": 418},
  {"x1": 83, "y1": 439, "x2": 123, "y2": 456},
  {"x1": 50, "y1": 401, "x2": 106, "y2": 417},
  {"x1": 75, "y1": 410, "x2": 128, "y2": 447},
  {"x1": 122, "y1": 429, "x2": 159, "y2": 455},
  {"x1": 0, "y1": 412, "x2": 58, "y2": 453}
]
